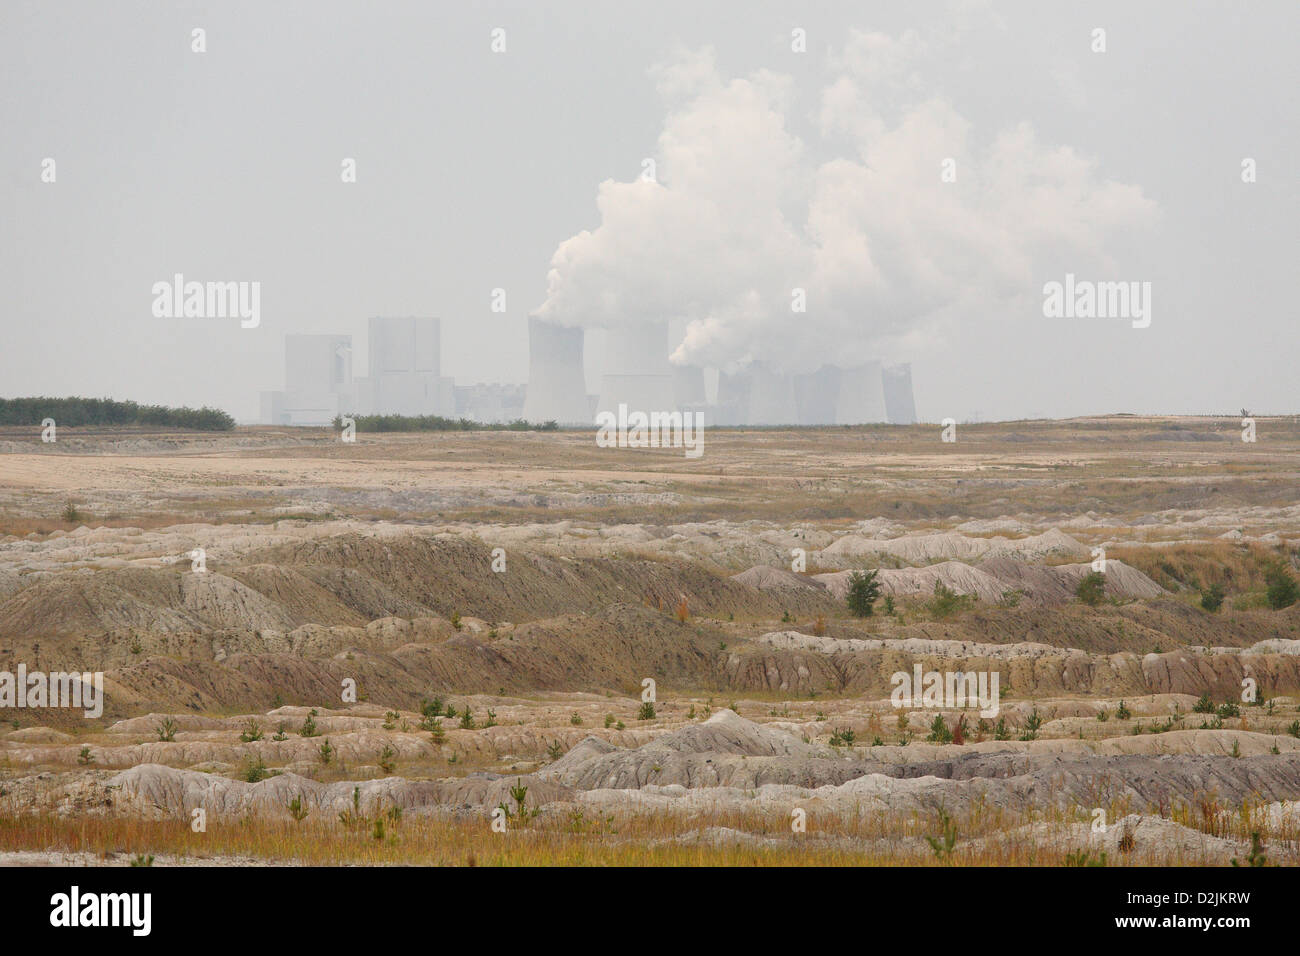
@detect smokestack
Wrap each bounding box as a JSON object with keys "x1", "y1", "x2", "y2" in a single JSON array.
[
  {"x1": 835, "y1": 361, "x2": 888, "y2": 424},
  {"x1": 522, "y1": 317, "x2": 589, "y2": 424},
  {"x1": 882, "y1": 363, "x2": 917, "y2": 424}
]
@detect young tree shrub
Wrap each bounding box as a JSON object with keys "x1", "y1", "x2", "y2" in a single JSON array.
[
  {"x1": 1265, "y1": 564, "x2": 1299, "y2": 610},
  {"x1": 846, "y1": 569, "x2": 881, "y2": 618},
  {"x1": 929, "y1": 581, "x2": 975, "y2": 618},
  {"x1": 1076, "y1": 571, "x2": 1106, "y2": 606},
  {"x1": 1200, "y1": 584, "x2": 1226, "y2": 612},
  {"x1": 926, "y1": 715, "x2": 953, "y2": 744}
]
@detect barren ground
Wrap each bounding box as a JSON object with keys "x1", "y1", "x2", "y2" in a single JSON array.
[{"x1": 1, "y1": 417, "x2": 1298, "y2": 865}]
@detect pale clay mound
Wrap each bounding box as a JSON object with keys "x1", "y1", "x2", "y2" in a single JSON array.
[
  {"x1": 752, "y1": 628, "x2": 1274, "y2": 661},
  {"x1": 8, "y1": 711, "x2": 1300, "y2": 867},
  {"x1": 10, "y1": 515, "x2": 1286, "y2": 582},
  {"x1": 731, "y1": 565, "x2": 827, "y2": 592},
  {"x1": 14, "y1": 713, "x2": 1295, "y2": 819},
  {"x1": 807, "y1": 558, "x2": 1164, "y2": 605},
  {"x1": 815, "y1": 562, "x2": 1011, "y2": 603},
  {"x1": 818, "y1": 528, "x2": 1089, "y2": 566},
  {"x1": 103, "y1": 763, "x2": 572, "y2": 819}
]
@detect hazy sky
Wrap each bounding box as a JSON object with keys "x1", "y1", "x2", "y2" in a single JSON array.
[{"x1": 2, "y1": 0, "x2": 1295, "y2": 422}]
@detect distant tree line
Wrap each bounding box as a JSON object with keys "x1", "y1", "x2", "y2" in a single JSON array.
[
  {"x1": 0, "y1": 396, "x2": 235, "y2": 430},
  {"x1": 336, "y1": 414, "x2": 558, "y2": 433}
]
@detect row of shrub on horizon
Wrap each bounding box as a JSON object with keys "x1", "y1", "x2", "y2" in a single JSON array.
[
  {"x1": 334, "y1": 414, "x2": 559, "y2": 433},
  {"x1": 0, "y1": 396, "x2": 235, "y2": 431}
]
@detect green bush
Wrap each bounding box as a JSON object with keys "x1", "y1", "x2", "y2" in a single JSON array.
[
  {"x1": 925, "y1": 715, "x2": 953, "y2": 744},
  {"x1": 339, "y1": 413, "x2": 558, "y2": 433},
  {"x1": 929, "y1": 581, "x2": 975, "y2": 618},
  {"x1": 1200, "y1": 584, "x2": 1226, "y2": 612},
  {"x1": 829, "y1": 727, "x2": 856, "y2": 747},
  {"x1": 1265, "y1": 564, "x2": 1299, "y2": 610},
  {"x1": 1076, "y1": 571, "x2": 1106, "y2": 606},
  {"x1": 846, "y1": 570, "x2": 881, "y2": 618}
]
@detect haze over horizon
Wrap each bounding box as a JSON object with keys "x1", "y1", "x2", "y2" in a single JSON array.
[{"x1": 2, "y1": 0, "x2": 1296, "y2": 423}]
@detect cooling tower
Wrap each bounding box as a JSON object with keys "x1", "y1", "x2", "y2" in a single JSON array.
[
  {"x1": 882, "y1": 362, "x2": 918, "y2": 424},
  {"x1": 596, "y1": 320, "x2": 675, "y2": 416},
  {"x1": 793, "y1": 366, "x2": 841, "y2": 425},
  {"x1": 673, "y1": 364, "x2": 706, "y2": 407},
  {"x1": 714, "y1": 366, "x2": 753, "y2": 425},
  {"x1": 746, "y1": 362, "x2": 798, "y2": 424},
  {"x1": 834, "y1": 361, "x2": 889, "y2": 424},
  {"x1": 522, "y1": 317, "x2": 590, "y2": 424}
]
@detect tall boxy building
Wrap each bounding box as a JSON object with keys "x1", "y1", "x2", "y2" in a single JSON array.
[
  {"x1": 260, "y1": 334, "x2": 353, "y2": 425},
  {"x1": 366, "y1": 316, "x2": 442, "y2": 416}
]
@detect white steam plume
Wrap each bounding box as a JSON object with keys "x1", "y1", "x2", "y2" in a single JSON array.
[{"x1": 533, "y1": 31, "x2": 1157, "y2": 374}]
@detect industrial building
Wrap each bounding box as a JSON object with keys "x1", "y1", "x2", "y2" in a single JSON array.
[
  {"x1": 261, "y1": 318, "x2": 451, "y2": 424},
  {"x1": 708, "y1": 360, "x2": 914, "y2": 426},
  {"x1": 360, "y1": 317, "x2": 449, "y2": 417},
  {"x1": 455, "y1": 383, "x2": 525, "y2": 423},
  {"x1": 259, "y1": 334, "x2": 354, "y2": 426},
  {"x1": 261, "y1": 314, "x2": 917, "y2": 427}
]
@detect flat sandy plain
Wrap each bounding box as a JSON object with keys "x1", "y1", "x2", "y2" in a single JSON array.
[{"x1": 1, "y1": 416, "x2": 1298, "y2": 865}]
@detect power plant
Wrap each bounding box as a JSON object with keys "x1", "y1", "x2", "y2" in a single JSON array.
[
  {"x1": 261, "y1": 317, "x2": 917, "y2": 426},
  {"x1": 260, "y1": 318, "x2": 451, "y2": 425}
]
